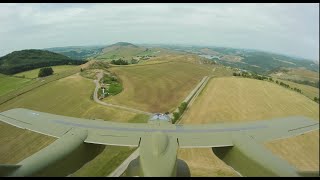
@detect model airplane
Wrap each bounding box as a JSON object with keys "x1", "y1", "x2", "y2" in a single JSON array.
[{"x1": 0, "y1": 108, "x2": 319, "y2": 177}]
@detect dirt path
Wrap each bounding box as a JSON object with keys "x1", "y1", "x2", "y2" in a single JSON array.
[{"x1": 93, "y1": 72, "x2": 152, "y2": 115}]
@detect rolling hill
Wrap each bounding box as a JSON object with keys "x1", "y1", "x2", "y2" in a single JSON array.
[
  {"x1": 0, "y1": 49, "x2": 86, "y2": 75},
  {"x1": 93, "y1": 42, "x2": 170, "y2": 62},
  {"x1": 0, "y1": 45, "x2": 318, "y2": 177},
  {"x1": 162, "y1": 45, "x2": 319, "y2": 75}
]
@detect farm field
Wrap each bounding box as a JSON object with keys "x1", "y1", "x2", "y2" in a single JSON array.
[
  {"x1": 0, "y1": 73, "x2": 149, "y2": 176},
  {"x1": 0, "y1": 74, "x2": 32, "y2": 97},
  {"x1": 178, "y1": 77, "x2": 319, "y2": 176},
  {"x1": 104, "y1": 61, "x2": 212, "y2": 113},
  {"x1": 14, "y1": 65, "x2": 78, "y2": 79}
]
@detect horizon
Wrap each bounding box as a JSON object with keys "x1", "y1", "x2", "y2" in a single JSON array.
[
  {"x1": 0, "y1": 3, "x2": 318, "y2": 62},
  {"x1": 2, "y1": 41, "x2": 317, "y2": 63}
]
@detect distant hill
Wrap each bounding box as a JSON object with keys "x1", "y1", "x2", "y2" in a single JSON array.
[
  {"x1": 0, "y1": 49, "x2": 86, "y2": 75},
  {"x1": 269, "y1": 67, "x2": 319, "y2": 88},
  {"x1": 45, "y1": 45, "x2": 104, "y2": 60},
  {"x1": 162, "y1": 45, "x2": 319, "y2": 75},
  {"x1": 94, "y1": 42, "x2": 160, "y2": 61}
]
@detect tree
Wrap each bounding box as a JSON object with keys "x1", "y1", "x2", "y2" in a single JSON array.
[
  {"x1": 131, "y1": 59, "x2": 138, "y2": 64},
  {"x1": 178, "y1": 102, "x2": 188, "y2": 114},
  {"x1": 110, "y1": 59, "x2": 128, "y2": 65},
  {"x1": 172, "y1": 112, "x2": 180, "y2": 123},
  {"x1": 38, "y1": 67, "x2": 54, "y2": 77},
  {"x1": 233, "y1": 72, "x2": 237, "y2": 76}
]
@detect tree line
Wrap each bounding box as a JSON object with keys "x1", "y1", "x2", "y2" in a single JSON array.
[
  {"x1": 0, "y1": 59, "x2": 86, "y2": 75},
  {"x1": 110, "y1": 59, "x2": 129, "y2": 65},
  {"x1": 172, "y1": 102, "x2": 188, "y2": 124},
  {"x1": 233, "y1": 71, "x2": 303, "y2": 94}
]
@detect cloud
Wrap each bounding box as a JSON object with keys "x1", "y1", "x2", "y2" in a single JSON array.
[{"x1": 0, "y1": 3, "x2": 318, "y2": 60}]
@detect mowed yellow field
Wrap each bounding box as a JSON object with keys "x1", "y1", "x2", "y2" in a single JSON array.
[
  {"x1": 178, "y1": 77, "x2": 319, "y2": 176},
  {"x1": 0, "y1": 73, "x2": 149, "y2": 176},
  {"x1": 104, "y1": 61, "x2": 212, "y2": 113}
]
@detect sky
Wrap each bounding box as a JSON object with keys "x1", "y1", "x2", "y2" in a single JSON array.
[{"x1": 0, "y1": 3, "x2": 319, "y2": 61}]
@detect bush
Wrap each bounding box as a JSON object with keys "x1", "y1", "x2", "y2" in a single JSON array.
[
  {"x1": 111, "y1": 59, "x2": 128, "y2": 65},
  {"x1": 131, "y1": 59, "x2": 138, "y2": 64},
  {"x1": 179, "y1": 102, "x2": 188, "y2": 114},
  {"x1": 172, "y1": 112, "x2": 180, "y2": 123},
  {"x1": 108, "y1": 83, "x2": 123, "y2": 95},
  {"x1": 38, "y1": 67, "x2": 54, "y2": 77}
]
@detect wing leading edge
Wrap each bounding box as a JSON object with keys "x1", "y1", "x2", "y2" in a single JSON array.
[{"x1": 0, "y1": 108, "x2": 318, "y2": 148}]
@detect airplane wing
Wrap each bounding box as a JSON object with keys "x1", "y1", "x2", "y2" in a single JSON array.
[{"x1": 0, "y1": 108, "x2": 318, "y2": 148}]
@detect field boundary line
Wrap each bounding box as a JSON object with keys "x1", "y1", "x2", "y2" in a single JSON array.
[{"x1": 173, "y1": 76, "x2": 210, "y2": 124}]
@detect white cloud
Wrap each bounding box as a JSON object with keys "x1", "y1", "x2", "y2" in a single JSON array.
[{"x1": 0, "y1": 3, "x2": 318, "y2": 60}]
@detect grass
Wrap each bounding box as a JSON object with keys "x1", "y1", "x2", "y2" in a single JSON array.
[
  {"x1": 0, "y1": 73, "x2": 150, "y2": 176},
  {"x1": 100, "y1": 73, "x2": 123, "y2": 96},
  {"x1": 108, "y1": 83, "x2": 123, "y2": 96},
  {"x1": 0, "y1": 66, "x2": 82, "y2": 105},
  {"x1": 211, "y1": 65, "x2": 235, "y2": 77},
  {"x1": 71, "y1": 146, "x2": 137, "y2": 177},
  {"x1": 0, "y1": 74, "x2": 32, "y2": 97},
  {"x1": 178, "y1": 77, "x2": 319, "y2": 176},
  {"x1": 103, "y1": 61, "x2": 212, "y2": 113},
  {"x1": 14, "y1": 65, "x2": 78, "y2": 79}
]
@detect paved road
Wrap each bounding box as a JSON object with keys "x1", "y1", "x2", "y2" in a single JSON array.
[{"x1": 93, "y1": 72, "x2": 152, "y2": 115}]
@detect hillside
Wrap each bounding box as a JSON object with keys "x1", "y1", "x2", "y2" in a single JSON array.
[
  {"x1": 94, "y1": 42, "x2": 170, "y2": 62},
  {"x1": 178, "y1": 77, "x2": 319, "y2": 176},
  {"x1": 104, "y1": 61, "x2": 212, "y2": 113},
  {"x1": 0, "y1": 49, "x2": 86, "y2": 75}
]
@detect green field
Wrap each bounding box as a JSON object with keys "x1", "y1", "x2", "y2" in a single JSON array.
[
  {"x1": 0, "y1": 74, "x2": 32, "y2": 97},
  {"x1": 178, "y1": 77, "x2": 319, "y2": 176},
  {"x1": 14, "y1": 65, "x2": 78, "y2": 79},
  {"x1": 72, "y1": 146, "x2": 137, "y2": 176},
  {"x1": 0, "y1": 73, "x2": 149, "y2": 175},
  {"x1": 104, "y1": 61, "x2": 212, "y2": 113}
]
